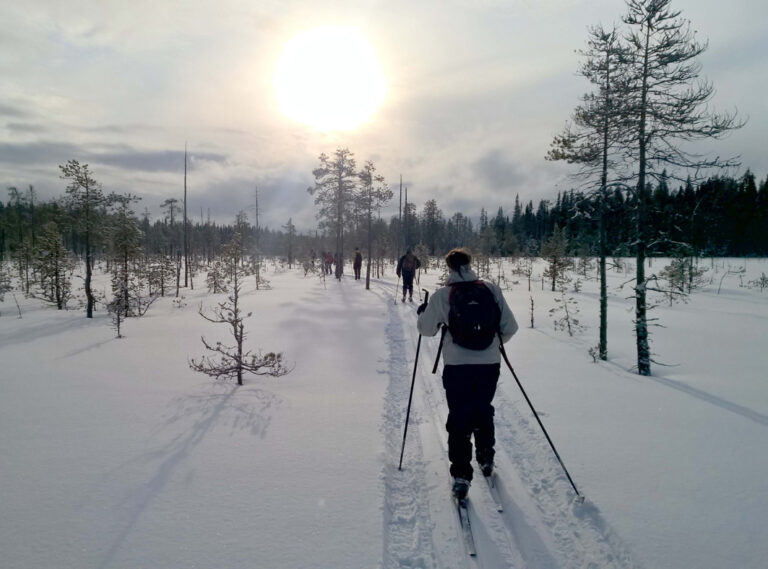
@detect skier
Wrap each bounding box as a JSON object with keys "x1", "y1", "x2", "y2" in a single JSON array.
[
  {"x1": 353, "y1": 248, "x2": 363, "y2": 280},
  {"x1": 416, "y1": 247, "x2": 518, "y2": 500},
  {"x1": 396, "y1": 248, "x2": 421, "y2": 302}
]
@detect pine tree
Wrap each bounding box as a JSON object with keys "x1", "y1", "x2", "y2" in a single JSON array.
[
  {"x1": 282, "y1": 218, "x2": 296, "y2": 268},
  {"x1": 307, "y1": 148, "x2": 358, "y2": 275},
  {"x1": 548, "y1": 24, "x2": 627, "y2": 361},
  {"x1": 190, "y1": 233, "x2": 290, "y2": 386},
  {"x1": 60, "y1": 160, "x2": 108, "y2": 318},
  {"x1": 358, "y1": 160, "x2": 392, "y2": 289},
  {"x1": 620, "y1": 0, "x2": 743, "y2": 375},
  {"x1": 32, "y1": 222, "x2": 75, "y2": 309},
  {"x1": 107, "y1": 194, "x2": 148, "y2": 317}
]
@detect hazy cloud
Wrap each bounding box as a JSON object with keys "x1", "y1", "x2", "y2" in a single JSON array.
[
  {"x1": 95, "y1": 149, "x2": 227, "y2": 173},
  {"x1": 6, "y1": 122, "x2": 48, "y2": 134},
  {"x1": 0, "y1": 0, "x2": 766, "y2": 230},
  {"x1": 0, "y1": 104, "x2": 30, "y2": 118},
  {"x1": 472, "y1": 150, "x2": 528, "y2": 190},
  {"x1": 0, "y1": 141, "x2": 226, "y2": 174},
  {"x1": 0, "y1": 141, "x2": 81, "y2": 166}
]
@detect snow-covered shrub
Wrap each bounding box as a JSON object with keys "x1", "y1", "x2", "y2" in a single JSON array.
[
  {"x1": 748, "y1": 272, "x2": 768, "y2": 292},
  {"x1": 549, "y1": 288, "x2": 585, "y2": 337}
]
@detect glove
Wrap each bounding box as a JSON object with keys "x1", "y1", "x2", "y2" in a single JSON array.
[{"x1": 417, "y1": 301, "x2": 428, "y2": 315}]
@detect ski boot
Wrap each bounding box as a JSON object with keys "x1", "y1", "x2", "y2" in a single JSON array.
[{"x1": 452, "y1": 477, "x2": 470, "y2": 501}]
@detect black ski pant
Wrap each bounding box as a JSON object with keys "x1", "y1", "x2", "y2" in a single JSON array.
[
  {"x1": 401, "y1": 270, "x2": 415, "y2": 298},
  {"x1": 442, "y1": 363, "x2": 500, "y2": 481}
]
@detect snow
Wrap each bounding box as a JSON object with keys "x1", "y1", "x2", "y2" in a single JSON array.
[{"x1": 1, "y1": 257, "x2": 767, "y2": 569}]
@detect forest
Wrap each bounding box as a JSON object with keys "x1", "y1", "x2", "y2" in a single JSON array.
[{"x1": 1, "y1": 166, "x2": 766, "y2": 271}]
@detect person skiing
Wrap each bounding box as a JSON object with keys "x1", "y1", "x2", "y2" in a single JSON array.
[
  {"x1": 416, "y1": 247, "x2": 518, "y2": 500},
  {"x1": 396, "y1": 248, "x2": 421, "y2": 302},
  {"x1": 353, "y1": 248, "x2": 363, "y2": 280}
]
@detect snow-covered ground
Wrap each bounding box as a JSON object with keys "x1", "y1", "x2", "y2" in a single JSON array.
[{"x1": 1, "y1": 257, "x2": 766, "y2": 569}]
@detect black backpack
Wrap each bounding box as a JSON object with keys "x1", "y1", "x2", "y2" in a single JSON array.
[
  {"x1": 401, "y1": 254, "x2": 417, "y2": 271},
  {"x1": 448, "y1": 281, "x2": 501, "y2": 350}
]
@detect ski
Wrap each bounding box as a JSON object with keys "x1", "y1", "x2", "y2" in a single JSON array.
[
  {"x1": 456, "y1": 498, "x2": 477, "y2": 556},
  {"x1": 483, "y1": 473, "x2": 504, "y2": 512}
]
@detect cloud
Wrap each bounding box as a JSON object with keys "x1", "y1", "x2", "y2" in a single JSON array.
[
  {"x1": 1, "y1": 0, "x2": 766, "y2": 234},
  {"x1": 471, "y1": 149, "x2": 528, "y2": 190},
  {"x1": 0, "y1": 141, "x2": 81, "y2": 166},
  {"x1": 6, "y1": 122, "x2": 48, "y2": 134},
  {"x1": 0, "y1": 141, "x2": 226, "y2": 173},
  {"x1": 183, "y1": 170, "x2": 316, "y2": 230},
  {"x1": 0, "y1": 104, "x2": 30, "y2": 118},
  {"x1": 95, "y1": 149, "x2": 227, "y2": 173}
]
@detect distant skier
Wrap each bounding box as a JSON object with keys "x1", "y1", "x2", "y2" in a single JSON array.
[
  {"x1": 396, "y1": 248, "x2": 421, "y2": 302},
  {"x1": 416, "y1": 247, "x2": 518, "y2": 500},
  {"x1": 353, "y1": 248, "x2": 363, "y2": 280},
  {"x1": 324, "y1": 251, "x2": 334, "y2": 275}
]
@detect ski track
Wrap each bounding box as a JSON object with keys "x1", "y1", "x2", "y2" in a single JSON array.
[
  {"x1": 376, "y1": 280, "x2": 644, "y2": 569},
  {"x1": 378, "y1": 284, "x2": 438, "y2": 569}
]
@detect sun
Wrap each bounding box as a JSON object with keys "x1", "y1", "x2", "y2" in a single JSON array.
[{"x1": 274, "y1": 27, "x2": 387, "y2": 131}]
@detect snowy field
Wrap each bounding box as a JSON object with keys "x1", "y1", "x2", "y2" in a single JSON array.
[{"x1": 1, "y1": 256, "x2": 767, "y2": 569}]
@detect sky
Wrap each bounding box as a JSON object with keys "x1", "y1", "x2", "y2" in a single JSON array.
[{"x1": 1, "y1": 0, "x2": 766, "y2": 232}]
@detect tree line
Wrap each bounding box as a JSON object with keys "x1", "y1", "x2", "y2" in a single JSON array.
[{"x1": 2, "y1": 166, "x2": 766, "y2": 280}]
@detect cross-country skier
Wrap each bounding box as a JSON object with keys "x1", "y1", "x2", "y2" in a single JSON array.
[
  {"x1": 353, "y1": 248, "x2": 363, "y2": 280},
  {"x1": 416, "y1": 247, "x2": 518, "y2": 500},
  {"x1": 396, "y1": 248, "x2": 421, "y2": 302}
]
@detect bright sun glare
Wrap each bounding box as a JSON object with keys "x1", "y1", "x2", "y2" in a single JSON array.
[{"x1": 275, "y1": 27, "x2": 387, "y2": 131}]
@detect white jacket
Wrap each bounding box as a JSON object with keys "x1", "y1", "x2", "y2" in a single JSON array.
[{"x1": 417, "y1": 266, "x2": 518, "y2": 365}]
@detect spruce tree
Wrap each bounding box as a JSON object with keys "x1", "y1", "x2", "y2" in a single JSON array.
[{"x1": 541, "y1": 225, "x2": 572, "y2": 291}]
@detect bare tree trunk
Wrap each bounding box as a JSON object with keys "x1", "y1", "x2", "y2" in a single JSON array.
[
  {"x1": 366, "y1": 189, "x2": 372, "y2": 290},
  {"x1": 634, "y1": 23, "x2": 652, "y2": 376},
  {"x1": 175, "y1": 251, "x2": 182, "y2": 298}
]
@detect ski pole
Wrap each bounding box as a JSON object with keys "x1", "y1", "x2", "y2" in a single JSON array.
[
  {"x1": 394, "y1": 274, "x2": 401, "y2": 304},
  {"x1": 398, "y1": 290, "x2": 429, "y2": 470},
  {"x1": 499, "y1": 339, "x2": 585, "y2": 503},
  {"x1": 432, "y1": 325, "x2": 447, "y2": 374}
]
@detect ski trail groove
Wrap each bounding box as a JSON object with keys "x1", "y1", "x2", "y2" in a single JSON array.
[
  {"x1": 492, "y1": 385, "x2": 645, "y2": 569},
  {"x1": 381, "y1": 294, "x2": 438, "y2": 569},
  {"x1": 382, "y1": 279, "x2": 644, "y2": 569},
  {"x1": 382, "y1": 288, "x2": 518, "y2": 569}
]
